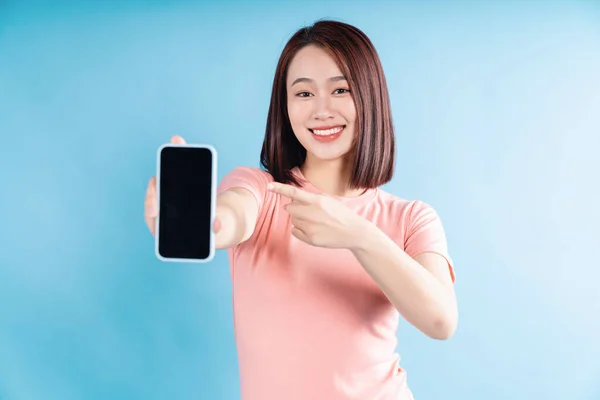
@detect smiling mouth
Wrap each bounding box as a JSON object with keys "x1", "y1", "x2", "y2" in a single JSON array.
[
  {"x1": 308, "y1": 125, "x2": 345, "y2": 142},
  {"x1": 309, "y1": 126, "x2": 345, "y2": 136}
]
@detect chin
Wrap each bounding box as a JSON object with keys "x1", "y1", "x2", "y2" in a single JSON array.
[{"x1": 306, "y1": 147, "x2": 351, "y2": 162}]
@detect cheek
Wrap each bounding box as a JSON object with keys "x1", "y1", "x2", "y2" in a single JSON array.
[
  {"x1": 287, "y1": 101, "x2": 311, "y2": 127},
  {"x1": 342, "y1": 100, "x2": 357, "y2": 122}
]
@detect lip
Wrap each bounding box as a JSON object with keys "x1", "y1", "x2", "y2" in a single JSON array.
[
  {"x1": 309, "y1": 125, "x2": 345, "y2": 131},
  {"x1": 309, "y1": 125, "x2": 345, "y2": 143}
]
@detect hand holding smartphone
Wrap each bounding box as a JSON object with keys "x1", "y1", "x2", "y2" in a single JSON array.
[{"x1": 145, "y1": 135, "x2": 217, "y2": 263}]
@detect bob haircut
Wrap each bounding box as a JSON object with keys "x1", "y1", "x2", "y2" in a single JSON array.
[{"x1": 260, "y1": 19, "x2": 396, "y2": 189}]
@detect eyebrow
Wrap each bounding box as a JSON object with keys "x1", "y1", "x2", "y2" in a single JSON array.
[{"x1": 291, "y1": 75, "x2": 346, "y2": 86}]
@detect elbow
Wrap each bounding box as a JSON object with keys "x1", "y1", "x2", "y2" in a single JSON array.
[{"x1": 427, "y1": 313, "x2": 458, "y2": 340}]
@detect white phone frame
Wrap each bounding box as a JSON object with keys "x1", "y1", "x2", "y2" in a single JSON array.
[{"x1": 154, "y1": 142, "x2": 217, "y2": 263}]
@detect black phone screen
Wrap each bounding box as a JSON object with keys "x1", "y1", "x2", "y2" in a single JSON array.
[{"x1": 157, "y1": 146, "x2": 214, "y2": 261}]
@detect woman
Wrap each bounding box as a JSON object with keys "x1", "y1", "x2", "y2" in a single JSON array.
[{"x1": 145, "y1": 19, "x2": 457, "y2": 400}]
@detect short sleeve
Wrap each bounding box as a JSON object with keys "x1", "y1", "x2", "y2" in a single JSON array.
[
  {"x1": 217, "y1": 166, "x2": 273, "y2": 212},
  {"x1": 404, "y1": 200, "x2": 455, "y2": 282}
]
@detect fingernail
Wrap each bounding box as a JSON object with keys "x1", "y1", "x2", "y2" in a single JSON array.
[{"x1": 267, "y1": 183, "x2": 274, "y2": 190}]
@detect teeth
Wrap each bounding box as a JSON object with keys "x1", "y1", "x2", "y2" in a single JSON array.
[{"x1": 312, "y1": 126, "x2": 343, "y2": 136}]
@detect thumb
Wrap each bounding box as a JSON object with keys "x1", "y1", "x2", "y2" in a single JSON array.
[{"x1": 170, "y1": 135, "x2": 186, "y2": 144}]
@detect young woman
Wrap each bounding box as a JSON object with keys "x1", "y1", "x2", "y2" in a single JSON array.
[{"x1": 145, "y1": 19, "x2": 457, "y2": 400}]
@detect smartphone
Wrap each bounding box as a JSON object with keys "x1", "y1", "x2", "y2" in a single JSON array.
[{"x1": 155, "y1": 143, "x2": 217, "y2": 263}]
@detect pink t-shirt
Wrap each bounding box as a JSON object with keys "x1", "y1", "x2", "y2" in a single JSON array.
[{"x1": 217, "y1": 166, "x2": 455, "y2": 400}]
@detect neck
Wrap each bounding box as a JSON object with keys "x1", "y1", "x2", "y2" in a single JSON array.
[{"x1": 300, "y1": 155, "x2": 365, "y2": 198}]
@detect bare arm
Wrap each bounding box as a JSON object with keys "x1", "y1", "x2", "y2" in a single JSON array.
[
  {"x1": 350, "y1": 225, "x2": 458, "y2": 340},
  {"x1": 266, "y1": 181, "x2": 458, "y2": 341},
  {"x1": 214, "y1": 188, "x2": 259, "y2": 249}
]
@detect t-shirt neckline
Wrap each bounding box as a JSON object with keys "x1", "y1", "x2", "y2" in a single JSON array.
[{"x1": 291, "y1": 167, "x2": 379, "y2": 207}]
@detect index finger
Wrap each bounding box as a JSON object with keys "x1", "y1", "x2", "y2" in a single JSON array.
[{"x1": 267, "y1": 182, "x2": 314, "y2": 203}]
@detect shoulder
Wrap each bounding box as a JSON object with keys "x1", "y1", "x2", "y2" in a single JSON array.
[
  {"x1": 222, "y1": 166, "x2": 274, "y2": 183},
  {"x1": 376, "y1": 189, "x2": 440, "y2": 227},
  {"x1": 376, "y1": 188, "x2": 430, "y2": 212},
  {"x1": 218, "y1": 166, "x2": 274, "y2": 206}
]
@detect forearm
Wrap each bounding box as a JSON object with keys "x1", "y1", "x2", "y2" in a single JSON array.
[
  {"x1": 350, "y1": 224, "x2": 457, "y2": 340},
  {"x1": 214, "y1": 191, "x2": 254, "y2": 249}
]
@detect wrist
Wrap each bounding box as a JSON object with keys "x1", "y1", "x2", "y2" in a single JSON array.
[{"x1": 347, "y1": 219, "x2": 382, "y2": 253}]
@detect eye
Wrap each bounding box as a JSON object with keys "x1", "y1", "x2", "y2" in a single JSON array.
[
  {"x1": 333, "y1": 88, "x2": 351, "y2": 95},
  {"x1": 296, "y1": 91, "x2": 313, "y2": 97}
]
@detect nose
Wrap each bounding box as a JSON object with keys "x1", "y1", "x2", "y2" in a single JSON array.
[{"x1": 313, "y1": 95, "x2": 333, "y2": 120}]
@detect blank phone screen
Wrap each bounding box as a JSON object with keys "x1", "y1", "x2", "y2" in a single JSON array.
[{"x1": 157, "y1": 146, "x2": 214, "y2": 260}]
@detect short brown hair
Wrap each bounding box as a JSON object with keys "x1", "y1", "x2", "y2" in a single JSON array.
[{"x1": 260, "y1": 19, "x2": 396, "y2": 189}]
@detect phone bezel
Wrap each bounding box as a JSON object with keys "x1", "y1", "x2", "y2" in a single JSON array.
[{"x1": 154, "y1": 143, "x2": 218, "y2": 263}]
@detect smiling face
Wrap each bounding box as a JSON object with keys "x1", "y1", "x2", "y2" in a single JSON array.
[{"x1": 286, "y1": 45, "x2": 357, "y2": 165}]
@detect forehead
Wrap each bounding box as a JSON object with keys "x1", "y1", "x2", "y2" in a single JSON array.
[{"x1": 286, "y1": 45, "x2": 343, "y2": 84}]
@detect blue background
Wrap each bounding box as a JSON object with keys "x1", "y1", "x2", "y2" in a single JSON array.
[{"x1": 1, "y1": 0, "x2": 599, "y2": 399}]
